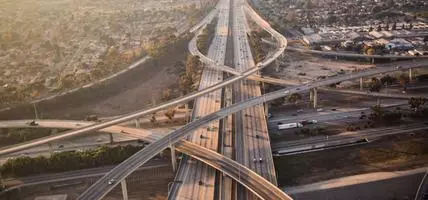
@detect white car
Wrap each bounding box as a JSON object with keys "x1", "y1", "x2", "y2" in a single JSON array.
[
  {"x1": 108, "y1": 178, "x2": 116, "y2": 185},
  {"x1": 284, "y1": 91, "x2": 290, "y2": 94}
]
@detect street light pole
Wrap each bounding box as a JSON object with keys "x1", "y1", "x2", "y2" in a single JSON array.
[{"x1": 33, "y1": 103, "x2": 39, "y2": 120}]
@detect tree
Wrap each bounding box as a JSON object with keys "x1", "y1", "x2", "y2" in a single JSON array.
[
  {"x1": 391, "y1": 22, "x2": 397, "y2": 30},
  {"x1": 270, "y1": 98, "x2": 285, "y2": 106},
  {"x1": 409, "y1": 97, "x2": 426, "y2": 111},
  {"x1": 369, "y1": 105, "x2": 384, "y2": 121},
  {"x1": 162, "y1": 88, "x2": 173, "y2": 101},
  {"x1": 380, "y1": 75, "x2": 397, "y2": 86},
  {"x1": 287, "y1": 93, "x2": 302, "y2": 104},
  {"x1": 398, "y1": 74, "x2": 410, "y2": 91},
  {"x1": 368, "y1": 77, "x2": 382, "y2": 92},
  {"x1": 150, "y1": 114, "x2": 156, "y2": 124},
  {"x1": 164, "y1": 109, "x2": 176, "y2": 121}
]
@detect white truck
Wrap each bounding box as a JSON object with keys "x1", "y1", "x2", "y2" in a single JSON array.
[{"x1": 278, "y1": 122, "x2": 303, "y2": 130}]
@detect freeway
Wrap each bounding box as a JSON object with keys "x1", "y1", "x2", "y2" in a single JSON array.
[
  {"x1": 287, "y1": 46, "x2": 428, "y2": 60},
  {"x1": 170, "y1": 0, "x2": 229, "y2": 198},
  {"x1": 0, "y1": 161, "x2": 170, "y2": 195},
  {"x1": 415, "y1": 170, "x2": 428, "y2": 200},
  {"x1": 232, "y1": 1, "x2": 277, "y2": 200},
  {"x1": 271, "y1": 123, "x2": 428, "y2": 155},
  {"x1": 0, "y1": 119, "x2": 292, "y2": 200},
  {"x1": 267, "y1": 103, "x2": 406, "y2": 126},
  {"x1": 77, "y1": 52, "x2": 428, "y2": 200},
  {"x1": 320, "y1": 87, "x2": 428, "y2": 100}
]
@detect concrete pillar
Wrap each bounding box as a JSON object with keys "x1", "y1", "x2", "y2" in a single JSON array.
[
  {"x1": 264, "y1": 102, "x2": 269, "y2": 118},
  {"x1": 309, "y1": 90, "x2": 314, "y2": 101},
  {"x1": 108, "y1": 133, "x2": 114, "y2": 144},
  {"x1": 48, "y1": 143, "x2": 53, "y2": 155},
  {"x1": 360, "y1": 77, "x2": 364, "y2": 91},
  {"x1": 121, "y1": 179, "x2": 129, "y2": 200},
  {"x1": 275, "y1": 60, "x2": 280, "y2": 72},
  {"x1": 313, "y1": 88, "x2": 318, "y2": 108},
  {"x1": 376, "y1": 97, "x2": 381, "y2": 106},
  {"x1": 135, "y1": 119, "x2": 140, "y2": 128},
  {"x1": 409, "y1": 68, "x2": 413, "y2": 81},
  {"x1": 371, "y1": 58, "x2": 375, "y2": 64},
  {"x1": 170, "y1": 145, "x2": 177, "y2": 172}
]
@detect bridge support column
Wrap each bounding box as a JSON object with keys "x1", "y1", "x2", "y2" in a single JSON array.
[
  {"x1": 108, "y1": 133, "x2": 114, "y2": 144},
  {"x1": 309, "y1": 90, "x2": 314, "y2": 101},
  {"x1": 360, "y1": 77, "x2": 363, "y2": 91},
  {"x1": 48, "y1": 143, "x2": 53, "y2": 156},
  {"x1": 264, "y1": 102, "x2": 269, "y2": 118},
  {"x1": 409, "y1": 68, "x2": 413, "y2": 81},
  {"x1": 371, "y1": 58, "x2": 375, "y2": 64},
  {"x1": 376, "y1": 98, "x2": 381, "y2": 106},
  {"x1": 313, "y1": 88, "x2": 318, "y2": 108},
  {"x1": 170, "y1": 145, "x2": 177, "y2": 172},
  {"x1": 135, "y1": 119, "x2": 140, "y2": 128},
  {"x1": 275, "y1": 60, "x2": 280, "y2": 73},
  {"x1": 121, "y1": 179, "x2": 129, "y2": 200}
]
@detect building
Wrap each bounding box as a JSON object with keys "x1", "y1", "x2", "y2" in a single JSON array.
[
  {"x1": 301, "y1": 27, "x2": 315, "y2": 35},
  {"x1": 386, "y1": 38, "x2": 414, "y2": 50},
  {"x1": 303, "y1": 34, "x2": 322, "y2": 45}
]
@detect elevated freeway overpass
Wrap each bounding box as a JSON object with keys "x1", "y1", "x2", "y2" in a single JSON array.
[{"x1": 0, "y1": 119, "x2": 292, "y2": 200}]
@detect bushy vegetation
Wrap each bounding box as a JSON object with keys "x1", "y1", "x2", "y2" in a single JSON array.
[
  {"x1": 146, "y1": 33, "x2": 193, "y2": 60},
  {"x1": 178, "y1": 55, "x2": 202, "y2": 94},
  {"x1": 0, "y1": 145, "x2": 144, "y2": 177},
  {"x1": 197, "y1": 18, "x2": 217, "y2": 55},
  {"x1": 248, "y1": 31, "x2": 269, "y2": 63}
]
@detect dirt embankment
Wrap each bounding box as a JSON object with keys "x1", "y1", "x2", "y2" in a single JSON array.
[
  {"x1": 0, "y1": 53, "x2": 186, "y2": 120},
  {"x1": 275, "y1": 132, "x2": 428, "y2": 187}
]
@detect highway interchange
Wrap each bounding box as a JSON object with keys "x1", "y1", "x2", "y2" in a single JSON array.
[{"x1": 0, "y1": 0, "x2": 428, "y2": 199}]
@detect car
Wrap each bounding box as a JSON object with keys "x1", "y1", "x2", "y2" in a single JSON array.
[
  {"x1": 253, "y1": 158, "x2": 257, "y2": 162},
  {"x1": 284, "y1": 91, "x2": 290, "y2": 94},
  {"x1": 28, "y1": 120, "x2": 38, "y2": 126},
  {"x1": 297, "y1": 109, "x2": 303, "y2": 113},
  {"x1": 291, "y1": 113, "x2": 297, "y2": 116},
  {"x1": 311, "y1": 120, "x2": 318, "y2": 124},
  {"x1": 108, "y1": 178, "x2": 116, "y2": 185},
  {"x1": 316, "y1": 108, "x2": 324, "y2": 112},
  {"x1": 331, "y1": 108, "x2": 337, "y2": 111},
  {"x1": 259, "y1": 157, "x2": 263, "y2": 162},
  {"x1": 296, "y1": 88, "x2": 300, "y2": 90},
  {"x1": 277, "y1": 122, "x2": 283, "y2": 125},
  {"x1": 58, "y1": 145, "x2": 64, "y2": 148},
  {"x1": 395, "y1": 66, "x2": 402, "y2": 69}
]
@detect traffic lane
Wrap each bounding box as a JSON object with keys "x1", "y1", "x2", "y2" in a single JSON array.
[{"x1": 271, "y1": 123, "x2": 428, "y2": 152}]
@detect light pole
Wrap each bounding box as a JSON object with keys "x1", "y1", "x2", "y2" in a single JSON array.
[{"x1": 33, "y1": 103, "x2": 39, "y2": 121}]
